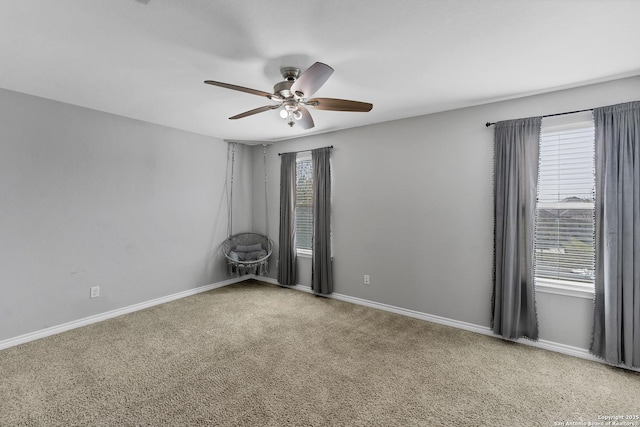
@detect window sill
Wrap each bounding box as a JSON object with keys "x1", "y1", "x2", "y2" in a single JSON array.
[
  {"x1": 535, "y1": 277, "x2": 594, "y2": 299},
  {"x1": 296, "y1": 249, "x2": 312, "y2": 258}
]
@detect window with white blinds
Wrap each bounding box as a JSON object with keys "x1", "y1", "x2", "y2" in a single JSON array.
[
  {"x1": 534, "y1": 117, "x2": 595, "y2": 291},
  {"x1": 295, "y1": 155, "x2": 313, "y2": 252}
]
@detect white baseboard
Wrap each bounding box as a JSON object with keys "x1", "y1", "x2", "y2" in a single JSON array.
[
  {"x1": 254, "y1": 278, "x2": 633, "y2": 370},
  {"x1": 3, "y1": 274, "x2": 633, "y2": 372},
  {"x1": 330, "y1": 291, "x2": 603, "y2": 365},
  {"x1": 332, "y1": 291, "x2": 494, "y2": 336},
  {"x1": 0, "y1": 276, "x2": 247, "y2": 351},
  {"x1": 264, "y1": 279, "x2": 492, "y2": 335}
]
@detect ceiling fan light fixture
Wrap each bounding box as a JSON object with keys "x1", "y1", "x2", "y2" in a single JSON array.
[
  {"x1": 279, "y1": 109, "x2": 288, "y2": 119},
  {"x1": 293, "y1": 110, "x2": 302, "y2": 120}
]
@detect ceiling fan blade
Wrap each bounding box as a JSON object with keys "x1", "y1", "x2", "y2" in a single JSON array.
[
  {"x1": 307, "y1": 98, "x2": 373, "y2": 112},
  {"x1": 204, "y1": 80, "x2": 276, "y2": 99},
  {"x1": 229, "y1": 105, "x2": 280, "y2": 120},
  {"x1": 296, "y1": 106, "x2": 315, "y2": 129},
  {"x1": 290, "y1": 62, "x2": 334, "y2": 98}
]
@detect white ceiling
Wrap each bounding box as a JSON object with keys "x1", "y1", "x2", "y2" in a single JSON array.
[{"x1": 1, "y1": 0, "x2": 639, "y2": 143}]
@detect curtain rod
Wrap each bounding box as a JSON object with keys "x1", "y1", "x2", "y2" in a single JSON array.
[
  {"x1": 278, "y1": 145, "x2": 333, "y2": 156},
  {"x1": 485, "y1": 107, "x2": 593, "y2": 127}
]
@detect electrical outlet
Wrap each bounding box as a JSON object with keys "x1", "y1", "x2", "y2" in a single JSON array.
[
  {"x1": 90, "y1": 286, "x2": 100, "y2": 298},
  {"x1": 364, "y1": 275, "x2": 370, "y2": 285}
]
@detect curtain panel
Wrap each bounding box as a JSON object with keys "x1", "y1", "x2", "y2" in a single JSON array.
[
  {"x1": 277, "y1": 153, "x2": 297, "y2": 286},
  {"x1": 311, "y1": 147, "x2": 333, "y2": 295},
  {"x1": 591, "y1": 101, "x2": 640, "y2": 368},
  {"x1": 492, "y1": 117, "x2": 542, "y2": 340}
]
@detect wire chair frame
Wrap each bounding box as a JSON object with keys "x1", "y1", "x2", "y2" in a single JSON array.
[{"x1": 221, "y1": 232, "x2": 274, "y2": 276}]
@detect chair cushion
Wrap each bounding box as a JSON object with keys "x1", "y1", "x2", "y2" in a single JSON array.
[
  {"x1": 235, "y1": 243, "x2": 263, "y2": 253},
  {"x1": 245, "y1": 250, "x2": 267, "y2": 261}
]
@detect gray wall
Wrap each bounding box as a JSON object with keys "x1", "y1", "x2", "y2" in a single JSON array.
[
  {"x1": 254, "y1": 76, "x2": 640, "y2": 350},
  {"x1": 0, "y1": 88, "x2": 252, "y2": 341},
  {"x1": 3, "y1": 76, "x2": 638, "y2": 349}
]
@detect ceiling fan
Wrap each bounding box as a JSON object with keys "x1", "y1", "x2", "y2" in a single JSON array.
[{"x1": 204, "y1": 62, "x2": 373, "y2": 129}]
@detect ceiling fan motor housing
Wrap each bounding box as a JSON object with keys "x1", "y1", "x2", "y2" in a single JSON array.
[
  {"x1": 274, "y1": 67, "x2": 302, "y2": 98},
  {"x1": 273, "y1": 80, "x2": 294, "y2": 98}
]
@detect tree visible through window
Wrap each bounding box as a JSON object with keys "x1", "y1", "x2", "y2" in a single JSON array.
[
  {"x1": 295, "y1": 156, "x2": 313, "y2": 252},
  {"x1": 534, "y1": 119, "x2": 595, "y2": 290}
]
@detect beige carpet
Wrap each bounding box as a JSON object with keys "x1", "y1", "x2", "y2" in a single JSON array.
[{"x1": 1, "y1": 280, "x2": 639, "y2": 426}]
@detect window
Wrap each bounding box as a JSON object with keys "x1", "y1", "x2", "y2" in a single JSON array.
[
  {"x1": 295, "y1": 154, "x2": 313, "y2": 254},
  {"x1": 534, "y1": 115, "x2": 595, "y2": 296}
]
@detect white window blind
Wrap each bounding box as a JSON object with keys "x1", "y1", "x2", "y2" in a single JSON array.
[
  {"x1": 534, "y1": 118, "x2": 595, "y2": 288},
  {"x1": 295, "y1": 156, "x2": 313, "y2": 251}
]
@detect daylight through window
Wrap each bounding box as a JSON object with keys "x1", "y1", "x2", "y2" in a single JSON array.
[
  {"x1": 295, "y1": 155, "x2": 313, "y2": 253},
  {"x1": 534, "y1": 118, "x2": 596, "y2": 292}
]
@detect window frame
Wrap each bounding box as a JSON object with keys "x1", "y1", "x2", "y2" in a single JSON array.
[
  {"x1": 534, "y1": 113, "x2": 596, "y2": 299},
  {"x1": 295, "y1": 152, "x2": 313, "y2": 257}
]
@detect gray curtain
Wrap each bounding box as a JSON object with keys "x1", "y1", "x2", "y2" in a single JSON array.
[
  {"x1": 311, "y1": 147, "x2": 333, "y2": 295},
  {"x1": 591, "y1": 101, "x2": 640, "y2": 368},
  {"x1": 492, "y1": 117, "x2": 541, "y2": 340},
  {"x1": 277, "y1": 153, "x2": 297, "y2": 286}
]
